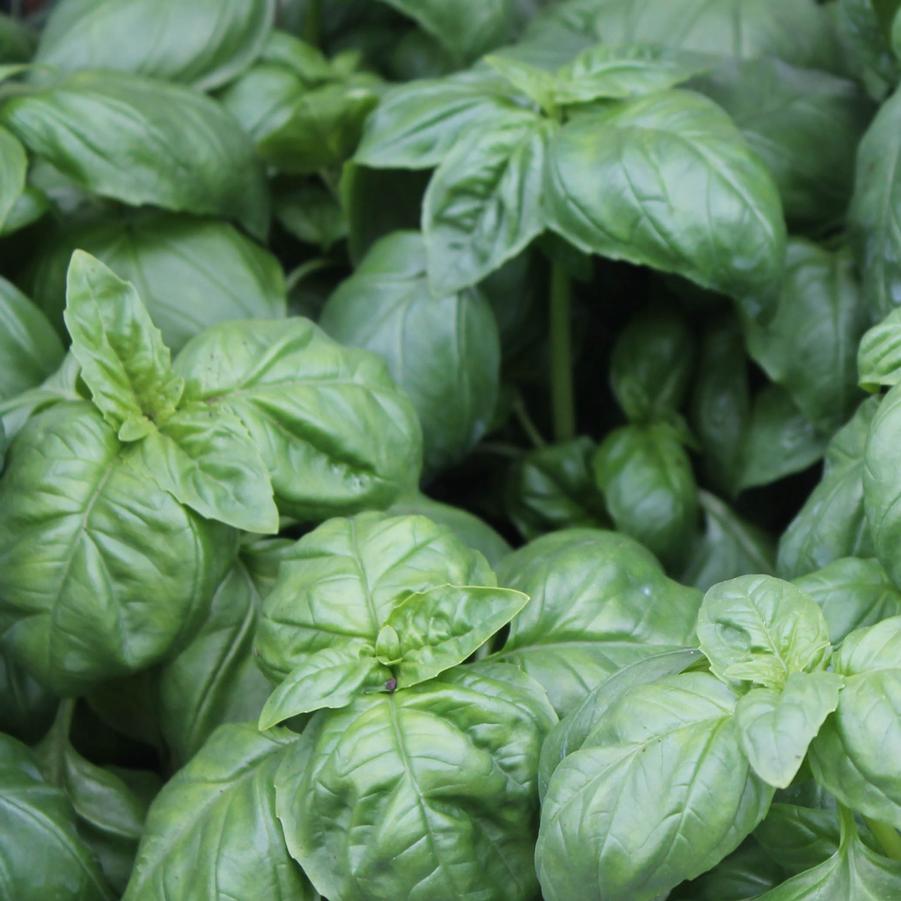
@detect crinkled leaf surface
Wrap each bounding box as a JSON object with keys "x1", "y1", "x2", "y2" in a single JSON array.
[{"x1": 859, "y1": 307, "x2": 901, "y2": 391}]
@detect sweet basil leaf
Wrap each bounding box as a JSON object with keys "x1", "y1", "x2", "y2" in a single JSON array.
[
  {"x1": 836, "y1": 0, "x2": 900, "y2": 99},
  {"x1": 859, "y1": 308, "x2": 901, "y2": 391},
  {"x1": 0, "y1": 123, "x2": 25, "y2": 231},
  {"x1": 124, "y1": 723, "x2": 314, "y2": 900},
  {"x1": 0, "y1": 649, "x2": 57, "y2": 743},
  {"x1": 593, "y1": 421, "x2": 699, "y2": 565},
  {"x1": 0, "y1": 71, "x2": 270, "y2": 238},
  {"x1": 64, "y1": 251, "x2": 183, "y2": 438},
  {"x1": 275, "y1": 179, "x2": 346, "y2": 250},
  {"x1": 536, "y1": 673, "x2": 773, "y2": 901},
  {"x1": 697, "y1": 574, "x2": 832, "y2": 688},
  {"x1": 320, "y1": 231, "x2": 500, "y2": 476},
  {"x1": 174, "y1": 318, "x2": 422, "y2": 521},
  {"x1": 777, "y1": 398, "x2": 877, "y2": 578},
  {"x1": 681, "y1": 841, "x2": 787, "y2": 901},
  {"x1": 754, "y1": 803, "x2": 841, "y2": 875},
  {"x1": 494, "y1": 529, "x2": 701, "y2": 715},
  {"x1": 276, "y1": 662, "x2": 556, "y2": 901}
]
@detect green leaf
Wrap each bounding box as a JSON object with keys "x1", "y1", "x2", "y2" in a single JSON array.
[
  {"x1": 754, "y1": 803, "x2": 841, "y2": 875},
  {"x1": 777, "y1": 398, "x2": 877, "y2": 578},
  {"x1": 386, "y1": 584, "x2": 528, "y2": 688},
  {"x1": 681, "y1": 491, "x2": 776, "y2": 591},
  {"x1": 64, "y1": 251, "x2": 184, "y2": 437},
  {"x1": 0, "y1": 123, "x2": 25, "y2": 231},
  {"x1": 218, "y1": 62, "x2": 305, "y2": 144},
  {"x1": 139, "y1": 403, "x2": 278, "y2": 534},
  {"x1": 484, "y1": 53, "x2": 559, "y2": 109},
  {"x1": 610, "y1": 304, "x2": 695, "y2": 422},
  {"x1": 793, "y1": 557, "x2": 901, "y2": 645},
  {"x1": 255, "y1": 512, "x2": 495, "y2": 684},
  {"x1": 834, "y1": 615, "x2": 901, "y2": 675},
  {"x1": 593, "y1": 422, "x2": 699, "y2": 565},
  {"x1": 849, "y1": 84, "x2": 901, "y2": 320},
  {"x1": 0, "y1": 648, "x2": 57, "y2": 743},
  {"x1": 697, "y1": 574, "x2": 832, "y2": 688},
  {"x1": 555, "y1": 43, "x2": 711, "y2": 104},
  {"x1": 735, "y1": 671, "x2": 843, "y2": 789},
  {"x1": 494, "y1": 529, "x2": 701, "y2": 715},
  {"x1": 682, "y1": 841, "x2": 787, "y2": 900},
  {"x1": 0, "y1": 275, "x2": 64, "y2": 401},
  {"x1": 860, "y1": 307, "x2": 901, "y2": 391},
  {"x1": 320, "y1": 231, "x2": 499, "y2": 475},
  {"x1": 0, "y1": 403, "x2": 234, "y2": 693},
  {"x1": 124, "y1": 724, "x2": 315, "y2": 900},
  {"x1": 276, "y1": 662, "x2": 556, "y2": 901},
  {"x1": 35, "y1": 0, "x2": 274, "y2": 90},
  {"x1": 258, "y1": 643, "x2": 385, "y2": 729},
  {"x1": 275, "y1": 179, "x2": 347, "y2": 250},
  {"x1": 546, "y1": 90, "x2": 786, "y2": 303},
  {"x1": 744, "y1": 239, "x2": 867, "y2": 433},
  {"x1": 835, "y1": 0, "x2": 900, "y2": 99},
  {"x1": 174, "y1": 318, "x2": 422, "y2": 521},
  {"x1": 0, "y1": 733, "x2": 113, "y2": 900},
  {"x1": 536, "y1": 672, "x2": 773, "y2": 901},
  {"x1": 424, "y1": 112, "x2": 550, "y2": 294},
  {"x1": 0, "y1": 71, "x2": 270, "y2": 238},
  {"x1": 25, "y1": 212, "x2": 287, "y2": 353}
]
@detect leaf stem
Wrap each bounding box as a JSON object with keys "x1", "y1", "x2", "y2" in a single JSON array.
[
  {"x1": 304, "y1": 0, "x2": 322, "y2": 46},
  {"x1": 549, "y1": 261, "x2": 575, "y2": 442},
  {"x1": 865, "y1": 816, "x2": 901, "y2": 860},
  {"x1": 512, "y1": 393, "x2": 546, "y2": 449}
]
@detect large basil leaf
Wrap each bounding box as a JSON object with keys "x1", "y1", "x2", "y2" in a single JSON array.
[
  {"x1": 494, "y1": 529, "x2": 701, "y2": 715},
  {"x1": 276, "y1": 662, "x2": 556, "y2": 901},
  {"x1": 794, "y1": 557, "x2": 901, "y2": 645},
  {"x1": 320, "y1": 231, "x2": 500, "y2": 475},
  {"x1": 0, "y1": 403, "x2": 233, "y2": 693},
  {"x1": 690, "y1": 59, "x2": 872, "y2": 226},
  {"x1": 593, "y1": 421, "x2": 699, "y2": 565},
  {"x1": 24, "y1": 212, "x2": 286, "y2": 352},
  {"x1": 536, "y1": 673, "x2": 772, "y2": 901},
  {"x1": 777, "y1": 398, "x2": 877, "y2": 577},
  {"x1": 124, "y1": 723, "x2": 314, "y2": 900},
  {"x1": 809, "y1": 618, "x2": 901, "y2": 829},
  {"x1": 681, "y1": 491, "x2": 776, "y2": 591},
  {"x1": 423, "y1": 112, "x2": 550, "y2": 293},
  {"x1": 35, "y1": 0, "x2": 274, "y2": 90},
  {"x1": 256, "y1": 512, "x2": 495, "y2": 683},
  {"x1": 0, "y1": 275, "x2": 63, "y2": 400},
  {"x1": 546, "y1": 90, "x2": 786, "y2": 304},
  {"x1": 0, "y1": 71, "x2": 269, "y2": 238},
  {"x1": 0, "y1": 733, "x2": 113, "y2": 900},
  {"x1": 745, "y1": 240, "x2": 866, "y2": 433},
  {"x1": 174, "y1": 318, "x2": 422, "y2": 521},
  {"x1": 505, "y1": 437, "x2": 608, "y2": 540},
  {"x1": 849, "y1": 84, "x2": 901, "y2": 320},
  {"x1": 697, "y1": 574, "x2": 832, "y2": 688}
]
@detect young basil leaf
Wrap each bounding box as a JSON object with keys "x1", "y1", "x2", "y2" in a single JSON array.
[
  {"x1": 424, "y1": 111, "x2": 551, "y2": 294},
  {"x1": 545, "y1": 90, "x2": 786, "y2": 304},
  {"x1": 35, "y1": 0, "x2": 275, "y2": 91},
  {"x1": 320, "y1": 231, "x2": 500, "y2": 476},
  {"x1": 0, "y1": 733, "x2": 114, "y2": 900},
  {"x1": 0, "y1": 123, "x2": 24, "y2": 231},
  {"x1": 255, "y1": 512, "x2": 495, "y2": 683},
  {"x1": 0, "y1": 71, "x2": 270, "y2": 238},
  {"x1": 276, "y1": 662, "x2": 556, "y2": 901},
  {"x1": 64, "y1": 251, "x2": 184, "y2": 439},
  {"x1": 0, "y1": 403, "x2": 234, "y2": 693},
  {"x1": 697, "y1": 574, "x2": 832, "y2": 688},
  {"x1": 849, "y1": 84, "x2": 901, "y2": 320},
  {"x1": 174, "y1": 318, "x2": 423, "y2": 521},
  {"x1": 124, "y1": 723, "x2": 315, "y2": 901},
  {"x1": 484, "y1": 53, "x2": 559, "y2": 110},
  {"x1": 536, "y1": 673, "x2": 773, "y2": 901},
  {"x1": 385, "y1": 584, "x2": 529, "y2": 688},
  {"x1": 593, "y1": 421, "x2": 699, "y2": 565},
  {"x1": 777, "y1": 398, "x2": 877, "y2": 578},
  {"x1": 494, "y1": 529, "x2": 701, "y2": 715},
  {"x1": 859, "y1": 307, "x2": 901, "y2": 391},
  {"x1": 793, "y1": 557, "x2": 901, "y2": 645},
  {"x1": 138, "y1": 403, "x2": 278, "y2": 534},
  {"x1": 735, "y1": 670, "x2": 843, "y2": 789}
]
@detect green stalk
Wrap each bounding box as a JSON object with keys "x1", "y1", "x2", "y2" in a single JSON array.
[
  {"x1": 42, "y1": 698, "x2": 75, "y2": 787},
  {"x1": 304, "y1": 0, "x2": 322, "y2": 46},
  {"x1": 866, "y1": 817, "x2": 901, "y2": 860},
  {"x1": 549, "y1": 261, "x2": 575, "y2": 442}
]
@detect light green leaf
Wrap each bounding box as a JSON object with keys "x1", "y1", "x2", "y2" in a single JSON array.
[
  {"x1": 0, "y1": 123, "x2": 25, "y2": 230},
  {"x1": 63, "y1": 251, "x2": 183, "y2": 437},
  {"x1": 697, "y1": 574, "x2": 832, "y2": 688},
  {"x1": 484, "y1": 53, "x2": 559, "y2": 109},
  {"x1": 736, "y1": 671, "x2": 843, "y2": 788},
  {"x1": 859, "y1": 307, "x2": 901, "y2": 391}
]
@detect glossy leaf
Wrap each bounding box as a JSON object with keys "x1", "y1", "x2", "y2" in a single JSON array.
[
  {"x1": 174, "y1": 318, "x2": 422, "y2": 521},
  {"x1": 546, "y1": 90, "x2": 786, "y2": 303},
  {"x1": 697, "y1": 574, "x2": 832, "y2": 688},
  {"x1": 494, "y1": 529, "x2": 701, "y2": 715}
]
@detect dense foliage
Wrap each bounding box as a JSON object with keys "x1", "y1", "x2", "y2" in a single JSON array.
[{"x1": 0, "y1": 0, "x2": 900, "y2": 898}]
